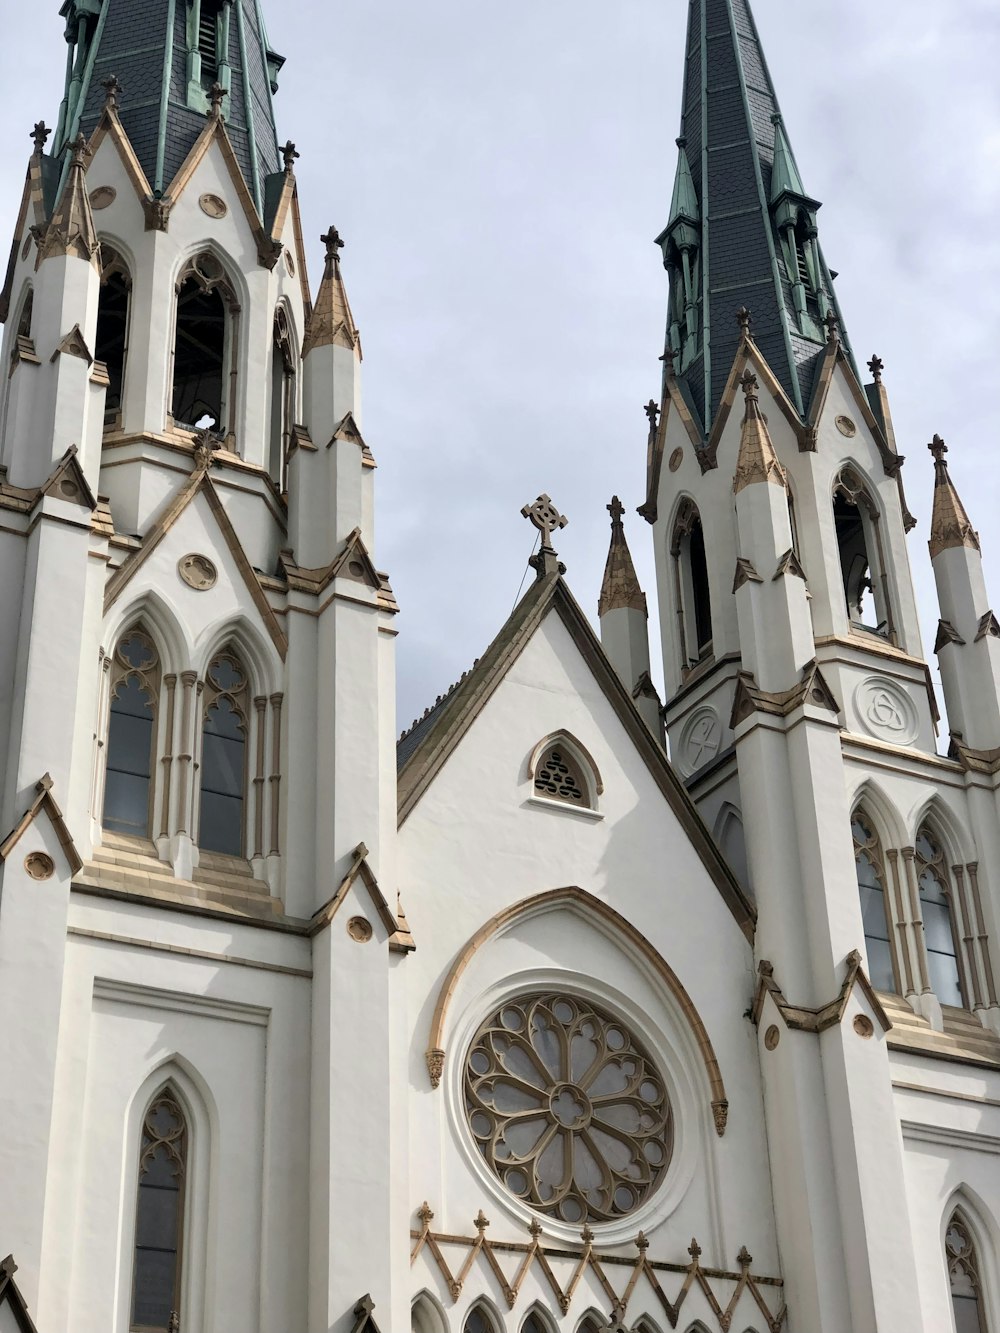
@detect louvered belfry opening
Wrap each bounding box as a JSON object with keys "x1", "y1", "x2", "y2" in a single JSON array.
[{"x1": 199, "y1": 0, "x2": 222, "y2": 82}]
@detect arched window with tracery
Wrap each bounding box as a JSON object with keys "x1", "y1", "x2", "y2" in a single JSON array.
[
  {"x1": 671, "y1": 499, "x2": 712, "y2": 669},
  {"x1": 465, "y1": 1305, "x2": 501, "y2": 1333},
  {"x1": 95, "y1": 244, "x2": 131, "y2": 429},
  {"x1": 199, "y1": 649, "x2": 250, "y2": 857},
  {"x1": 529, "y1": 734, "x2": 601, "y2": 811},
  {"x1": 520, "y1": 1313, "x2": 552, "y2": 1333},
  {"x1": 171, "y1": 252, "x2": 240, "y2": 437},
  {"x1": 947, "y1": 1211, "x2": 990, "y2": 1332},
  {"x1": 917, "y1": 826, "x2": 965, "y2": 1008},
  {"x1": 131, "y1": 1087, "x2": 188, "y2": 1331},
  {"x1": 104, "y1": 628, "x2": 161, "y2": 839},
  {"x1": 833, "y1": 467, "x2": 891, "y2": 638},
  {"x1": 852, "y1": 808, "x2": 895, "y2": 993},
  {"x1": 269, "y1": 306, "x2": 295, "y2": 490}
]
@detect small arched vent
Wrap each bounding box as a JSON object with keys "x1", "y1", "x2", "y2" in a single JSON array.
[{"x1": 534, "y1": 745, "x2": 587, "y2": 806}]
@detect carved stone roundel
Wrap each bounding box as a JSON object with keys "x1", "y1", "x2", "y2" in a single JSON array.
[
  {"x1": 25, "y1": 851, "x2": 55, "y2": 880},
  {"x1": 678, "y1": 706, "x2": 721, "y2": 776},
  {"x1": 835, "y1": 415, "x2": 857, "y2": 438},
  {"x1": 178, "y1": 553, "x2": 218, "y2": 591},
  {"x1": 199, "y1": 193, "x2": 228, "y2": 220},
  {"x1": 464, "y1": 992, "x2": 672, "y2": 1224},
  {"x1": 668, "y1": 447, "x2": 684, "y2": 473},
  {"x1": 854, "y1": 677, "x2": 918, "y2": 746},
  {"x1": 89, "y1": 186, "x2": 117, "y2": 211},
  {"x1": 348, "y1": 916, "x2": 373, "y2": 943}
]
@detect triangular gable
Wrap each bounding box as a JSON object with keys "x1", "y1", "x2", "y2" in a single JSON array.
[
  {"x1": 329, "y1": 412, "x2": 375, "y2": 465},
  {"x1": 326, "y1": 526, "x2": 382, "y2": 592},
  {"x1": 51, "y1": 324, "x2": 93, "y2": 365},
  {"x1": 350, "y1": 1295, "x2": 384, "y2": 1333},
  {"x1": 39, "y1": 444, "x2": 97, "y2": 511},
  {"x1": 287, "y1": 183, "x2": 314, "y2": 319},
  {"x1": 0, "y1": 170, "x2": 34, "y2": 324},
  {"x1": 804, "y1": 340, "x2": 900, "y2": 475},
  {"x1": 0, "y1": 1256, "x2": 41, "y2": 1333},
  {"x1": 104, "y1": 456, "x2": 288, "y2": 658},
  {"x1": 703, "y1": 336, "x2": 804, "y2": 469},
  {"x1": 0, "y1": 773, "x2": 84, "y2": 876},
  {"x1": 772, "y1": 547, "x2": 807, "y2": 583},
  {"x1": 85, "y1": 106, "x2": 155, "y2": 216},
  {"x1": 309, "y1": 843, "x2": 415, "y2": 953},
  {"x1": 397, "y1": 572, "x2": 755, "y2": 939}
]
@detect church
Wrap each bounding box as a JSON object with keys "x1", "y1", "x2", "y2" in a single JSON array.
[{"x1": 1, "y1": 1, "x2": 998, "y2": 1331}]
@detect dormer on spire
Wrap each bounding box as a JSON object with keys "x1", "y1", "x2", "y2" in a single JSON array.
[
  {"x1": 657, "y1": 138, "x2": 701, "y2": 369},
  {"x1": 928, "y1": 436, "x2": 980, "y2": 559},
  {"x1": 303, "y1": 228, "x2": 361, "y2": 356},
  {"x1": 599, "y1": 497, "x2": 647, "y2": 618},
  {"x1": 733, "y1": 371, "x2": 786, "y2": 495},
  {"x1": 37, "y1": 133, "x2": 99, "y2": 269}
]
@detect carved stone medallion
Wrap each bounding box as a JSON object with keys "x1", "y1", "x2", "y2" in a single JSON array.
[
  {"x1": 25, "y1": 851, "x2": 55, "y2": 880},
  {"x1": 178, "y1": 553, "x2": 218, "y2": 591},
  {"x1": 668, "y1": 447, "x2": 684, "y2": 473},
  {"x1": 853, "y1": 1014, "x2": 874, "y2": 1039},
  {"x1": 199, "y1": 193, "x2": 228, "y2": 220},
  {"x1": 764, "y1": 1025, "x2": 780, "y2": 1051},
  {"x1": 678, "y1": 706, "x2": 722, "y2": 776},
  {"x1": 89, "y1": 186, "x2": 117, "y2": 210},
  {"x1": 285, "y1": 250, "x2": 296, "y2": 276},
  {"x1": 854, "y1": 677, "x2": 918, "y2": 746},
  {"x1": 348, "y1": 916, "x2": 373, "y2": 943},
  {"x1": 835, "y1": 415, "x2": 857, "y2": 438}
]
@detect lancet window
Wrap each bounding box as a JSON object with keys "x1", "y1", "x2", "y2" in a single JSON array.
[
  {"x1": 199, "y1": 650, "x2": 250, "y2": 857},
  {"x1": 852, "y1": 809, "x2": 895, "y2": 993},
  {"x1": 104, "y1": 629, "x2": 161, "y2": 840},
  {"x1": 671, "y1": 500, "x2": 713, "y2": 669},
  {"x1": 464, "y1": 1306, "x2": 500, "y2": 1333},
  {"x1": 833, "y1": 467, "x2": 891, "y2": 638},
  {"x1": 95, "y1": 245, "x2": 131, "y2": 429},
  {"x1": 269, "y1": 306, "x2": 295, "y2": 490},
  {"x1": 131, "y1": 1087, "x2": 187, "y2": 1332},
  {"x1": 15, "y1": 288, "x2": 32, "y2": 340},
  {"x1": 947, "y1": 1212, "x2": 990, "y2": 1333},
  {"x1": 916, "y1": 827, "x2": 965, "y2": 1009},
  {"x1": 171, "y1": 252, "x2": 240, "y2": 438}
]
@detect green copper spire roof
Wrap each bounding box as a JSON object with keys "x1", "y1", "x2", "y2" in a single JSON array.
[
  {"x1": 658, "y1": 0, "x2": 855, "y2": 432},
  {"x1": 52, "y1": 0, "x2": 284, "y2": 211}
]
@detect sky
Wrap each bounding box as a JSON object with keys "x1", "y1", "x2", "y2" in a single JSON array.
[{"x1": 3, "y1": 2, "x2": 1000, "y2": 742}]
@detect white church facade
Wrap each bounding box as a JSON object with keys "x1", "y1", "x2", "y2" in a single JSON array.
[{"x1": 0, "y1": 2, "x2": 998, "y2": 1332}]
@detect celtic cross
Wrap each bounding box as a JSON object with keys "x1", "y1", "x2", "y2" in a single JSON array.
[{"x1": 521, "y1": 494, "x2": 568, "y2": 552}]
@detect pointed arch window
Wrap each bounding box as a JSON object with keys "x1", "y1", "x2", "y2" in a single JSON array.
[
  {"x1": 269, "y1": 306, "x2": 295, "y2": 491},
  {"x1": 199, "y1": 650, "x2": 250, "y2": 857},
  {"x1": 520, "y1": 1314, "x2": 552, "y2": 1333},
  {"x1": 852, "y1": 809, "x2": 896, "y2": 993},
  {"x1": 947, "y1": 1212, "x2": 990, "y2": 1332},
  {"x1": 464, "y1": 1306, "x2": 501, "y2": 1333},
  {"x1": 96, "y1": 245, "x2": 132, "y2": 429},
  {"x1": 131, "y1": 1087, "x2": 187, "y2": 1332},
  {"x1": 671, "y1": 500, "x2": 713, "y2": 669},
  {"x1": 917, "y1": 826, "x2": 965, "y2": 1008},
  {"x1": 104, "y1": 629, "x2": 161, "y2": 839},
  {"x1": 15, "y1": 288, "x2": 33, "y2": 340},
  {"x1": 171, "y1": 252, "x2": 240, "y2": 439},
  {"x1": 833, "y1": 467, "x2": 892, "y2": 638},
  {"x1": 529, "y1": 734, "x2": 602, "y2": 812}
]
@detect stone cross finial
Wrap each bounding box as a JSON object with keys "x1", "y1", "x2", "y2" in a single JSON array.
[
  {"x1": 929, "y1": 434, "x2": 948, "y2": 465},
  {"x1": 740, "y1": 369, "x2": 759, "y2": 401},
  {"x1": 635, "y1": 1231, "x2": 650, "y2": 1254},
  {"x1": 737, "y1": 1246, "x2": 754, "y2": 1270},
  {"x1": 102, "y1": 74, "x2": 123, "y2": 109},
  {"x1": 281, "y1": 140, "x2": 300, "y2": 172},
  {"x1": 868, "y1": 354, "x2": 884, "y2": 383},
  {"x1": 688, "y1": 1237, "x2": 702, "y2": 1262},
  {"x1": 31, "y1": 121, "x2": 51, "y2": 154},
  {"x1": 608, "y1": 495, "x2": 625, "y2": 527},
  {"x1": 69, "y1": 133, "x2": 89, "y2": 168},
  {"x1": 736, "y1": 305, "x2": 752, "y2": 335},
  {"x1": 644, "y1": 399, "x2": 660, "y2": 430},
  {"x1": 474, "y1": 1209, "x2": 490, "y2": 1233},
  {"x1": 823, "y1": 309, "x2": 840, "y2": 343},
  {"x1": 660, "y1": 345, "x2": 677, "y2": 374},
  {"x1": 322, "y1": 227, "x2": 345, "y2": 262},
  {"x1": 208, "y1": 83, "x2": 227, "y2": 119},
  {"x1": 521, "y1": 494, "x2": 568, "y2": 552}
]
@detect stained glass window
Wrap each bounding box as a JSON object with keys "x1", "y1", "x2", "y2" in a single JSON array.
[
  {"x1": 104, "y1": 630, "x2": 160, "y2": 837},
  {"x1": 947, "y1": 1213, "x2": 989, "y2": 1333},
  {"x1": 852, "y1": 810, "x2": 895, "y2": 992},
  {"x1": 917, "y1": 828, "x2": 964, "y2": 1008},
  {"x1": 131, "y1": 1090, "x2": 187, "y2": 1332},
  {"x1": 199, "y1": 652, "x2": 248, "y2": 857}
]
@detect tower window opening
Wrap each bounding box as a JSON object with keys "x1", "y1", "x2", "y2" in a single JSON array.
[
  {"x1": 171, "y1": 253, "x2": 238, "y2": 437},
  {"x1": 833, "y1": 468, "x2": 889, "y2": 637},
  {"x1": 671, "y1": 500, "x2": 713, "y2": 670},
  {"x1": 198, "y1": 650, "x2": 249, "y2": 858},
  {"x1": 947, "y1": 1212, "x2": 990, "y2": 1333},
  {"x1": 916, "y1": 827, "x2": 965, "y2": 1009},
  {"x1": 270, "y1": 307, "x2": 295, "y2": 491},
  {"x1": 852, "y1": 809, "x2": 896, "y2": 993},
  {"x1": 198, "y1": 0, "x2": 223, "y2": 82},
  {"x1": 130, "y1": 1087, "x2": 187, "y2": 1331},
  {"x1": 103, "y1": 629, "x2": 160, "y2": 840},
  {"x1": 15, "y1": 289, "x2": 33, "y2": 340},
  {"x1": 95, "y1": 247, "x2": 131, "y2": 427}
]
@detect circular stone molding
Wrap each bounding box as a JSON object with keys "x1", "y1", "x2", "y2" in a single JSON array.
[
  {"x1": 89, "y1": 185, "x2": 117, "y2": 210},
  {"x1": 668, "y1": 447, "x2": 684, "y2": 473},
  {"x1": 764, "y1": 1025, "x2": 780, "y2": 1051},
  {"x1": 285, "y1": 250, "x2": 296, "y2": 276},
  {"x1": 24, "y1": 852, "x2": 55, "y2": 881},
  {"x1": 835, "y1": 415, "x2": 857, "y2": 438},
  {"x1": 678, "y1": 706, "x2": 722, "y2": 776},
  {"x1": 178, "y1": 553, "x2": 218, "y2": 591},
  {"x1": 348, "y1": 916, "x2": 373, "y2": 943},
  {"x1": 853, "y1": 1014, "x2": 874, "y2": 1039},
  {"x1": 199, "y1": 193, "x2": 228, "y2": 219},
  {"x1": 854, "y1": 677, "x2": 918, "y2": 746}
]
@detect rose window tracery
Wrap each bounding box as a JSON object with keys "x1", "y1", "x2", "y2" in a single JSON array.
[{"x1": 464, "y1": 993, "x2": 671, "y2": 1223}]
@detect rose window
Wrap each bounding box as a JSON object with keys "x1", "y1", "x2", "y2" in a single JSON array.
[{"x1": 464, "y1": 993, "x2": 672, "y2": 1223}]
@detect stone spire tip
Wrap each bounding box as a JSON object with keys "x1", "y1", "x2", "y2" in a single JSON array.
[
  {"x1": 599, "y1": 494, "x2": 646, "y2": 617},
  {"x1": 928, "y1": 435, "x2": 980, "y2": 558}
]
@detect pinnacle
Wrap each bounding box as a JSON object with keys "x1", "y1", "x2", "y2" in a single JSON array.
[
  {"x1": 599, "y1": 496, "x2": 646, "y2": 618},
  {"x1": 928, "y1": 435, "x2": 979, "y2": 559},
  {"x1": 303, "y1": 227, "x2": 361, "y2": 357},
  {"x1": 733, "y1": 369, "x2": 785, "y2": 495}
]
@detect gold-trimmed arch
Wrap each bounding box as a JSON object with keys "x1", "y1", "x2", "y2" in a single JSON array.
[{"x1": 424, "y1": 886, "x2": 729, "y2": 1135}]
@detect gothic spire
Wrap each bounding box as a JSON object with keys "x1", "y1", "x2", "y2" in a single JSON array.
[
  {"x1": 658, "y1": 0, "x2": 854, "y2": 432},
  {"x1": 52, "y1": 0, "x2": 285, "y2": 210},
  {"x1": 928, "y1": 435, "x2": 980, "y2": 559},
  {"x1": 599, "y1": 496, "x2": 647, "y2": 617},
  {"x1": 38, "y1": 134, "x2": 100, "y2": 268},
  {"x1": 303, "y1": 228, "x2": 361, "y2": 357}
]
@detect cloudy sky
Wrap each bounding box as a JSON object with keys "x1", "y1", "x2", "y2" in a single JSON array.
[{"x1": 3, "y1": 1, "x2": 1000, "y2": 740}]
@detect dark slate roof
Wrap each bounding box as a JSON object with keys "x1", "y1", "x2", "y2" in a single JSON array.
[
  {"x1": 59, "y1": 0, "x2": 282, "y2": 208},
  {"x1": 664, "y1": 0, "x2": 854, "y2": 432}
]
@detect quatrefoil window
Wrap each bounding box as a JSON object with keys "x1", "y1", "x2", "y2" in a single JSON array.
[{"x1": 464, "y1": 993, "x2": 672, "y2": 1224}]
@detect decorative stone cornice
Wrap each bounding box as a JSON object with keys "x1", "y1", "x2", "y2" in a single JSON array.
[
  {"x1": 303, "y1": 226, "x2": 361, "y2": 356},
  {"x1": 599, "y1": 495, "x2": 646, "y2": 617},
  {"x1": 928, "y1": 435, "x2": 979, "y2": 559},
  {"x1": 732, "y1": 372, "x2": 786, "y2": 494}
]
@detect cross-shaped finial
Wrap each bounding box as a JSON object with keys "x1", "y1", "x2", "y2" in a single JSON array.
[
  {"x1": 354, "y1": 1295, "x2": 375, "y2": 1320},
  {"x1": 737, "y1": 1246, "x2": 754, "y2": 1271},
  {"x1": 31, "y1": 121, "x2": 51, "y2": 154},
  {"x1": 521, "y1": 494, "x2": 568, "y2": 552},
  {"x1": 102, "y1": 74, "x2": 123, "y2": 109},
  {"x1": 581, "y1": 1224, "x2": 595, "y2": 1245},
  {"x1": 660, "y1": 346, "x2": 677, "y2": 376},
  {"x1": 868, "y1": 354, "x2": 884, "y2": 384},
  {"x1": 69, "y1": 133, "x2": 89, "y2": 168},
  {"x1": 929, "y1": 434, "x2": 948, "y2": 465},
  {"x1": 608, "y1": 495, "x2": 625, "y2": 527},
  {"x1": 208, "y1": 83, "x2": 226, "y2": 118},
  {"x1": 736, "y1": 305, "x2": 752, "y2": 335},
  {"x1": 322, "y1": 227, "x2": 345, "y2": 262},
  {"x1": 528, "y1": 1218, "x2": 543, "y2": 1240},
  {"x1": 417, "y1": 1201, "x2": 434, "y2": 1226},
  {"x1": 281, "y1": 140, "x2": 300, "y2": 172},
  {"x1": 688, "y1": 1238, "x2": 702, "y2": 1262},
  {"x1": 635, "y1": 1231, "x2": 650, "y2": 1254},
  {"x1": 823, "y1": 309, "x2": 840, "y2": 343},
  {"x1": 644, "y1": 399, "x2": 660, "y2": 430},
  {"x1": 474, "y1": 1209, "x2": 490, "y2": 1234},
  {"x1": 740, "y1": 369, "x2": 759, "y2": 401}
]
